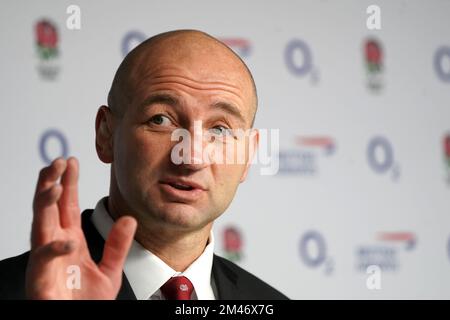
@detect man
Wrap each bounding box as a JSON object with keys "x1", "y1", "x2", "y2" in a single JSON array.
[{"x1": 0, "y1": 30, "x2": 287, "y2": 300}]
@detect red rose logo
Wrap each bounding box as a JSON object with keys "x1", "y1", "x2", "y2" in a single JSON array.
[
  {"x1": 224, "y1": 227, "x2": 242, "y2": 252},
  {"x1": 444, "y1": 135, "x2": 450, "y2": 157},
  {"x1": 366, "y1": 40, "x2": 382, "y2": 64},
  {"x1": 36, "y1": 20, "x2": 58, "y2": 49}
]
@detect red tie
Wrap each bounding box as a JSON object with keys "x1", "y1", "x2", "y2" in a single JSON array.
[{"x1": 160, "y1": 276, "x2": 194, "y2": 300}]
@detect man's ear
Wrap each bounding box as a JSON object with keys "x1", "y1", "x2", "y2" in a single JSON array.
[
  {"x1": 240, "y1": 128, "x2": 259, "y2": 182},
  {"x1": 95, "y1": 105, "x2": 115, "y2": 163}
]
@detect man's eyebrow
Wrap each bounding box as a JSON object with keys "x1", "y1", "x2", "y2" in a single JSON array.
[
  {"x1": 138, "y1": 94, "x2": 246, "y2": 125},
  {"x1": 139, "y1": 93, "x2": 180, "y2": 110},
  {"x1": 211, "y1": 101, "x2": 246, "y2": 126}
]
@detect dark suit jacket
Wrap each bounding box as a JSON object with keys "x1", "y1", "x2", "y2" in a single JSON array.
[{"x1": 0, "y1": 210, "x2": 288, "y2": 300}]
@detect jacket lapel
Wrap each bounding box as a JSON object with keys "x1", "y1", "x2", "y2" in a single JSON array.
[{"x1": 212, "y1": 255, "x2": 242, "y2": 300}]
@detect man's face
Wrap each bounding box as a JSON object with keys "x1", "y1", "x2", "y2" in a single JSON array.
[{"x1": 109, "y1": 34, "x2": 257, "y2": 232}]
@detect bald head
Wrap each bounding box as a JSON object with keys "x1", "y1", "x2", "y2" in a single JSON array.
[{"x1": 107, "y1": 30, "x2": 258, "y2": 127}]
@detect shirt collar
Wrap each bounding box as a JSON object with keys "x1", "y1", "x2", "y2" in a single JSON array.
[{"x1": 91, "y1": 197, "x2": 215, "y2": 300}]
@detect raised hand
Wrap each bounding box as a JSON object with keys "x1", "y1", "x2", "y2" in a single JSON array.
[{"x1": 26, "y1": 157, "x2": 137, "y2": 299}]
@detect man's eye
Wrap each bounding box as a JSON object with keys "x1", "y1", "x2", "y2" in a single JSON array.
[
  {"x1": 210, "y1": 126, "x2": 232, "y2": 136},
  {"x1": 149, "y1": 114, "x2": 172, "y2": 126}
]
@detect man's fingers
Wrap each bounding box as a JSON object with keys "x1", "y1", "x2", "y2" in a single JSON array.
[
  {"x1": 32, "y1": 184, "x2": 64, "y2": 249},
  {"x1": 32, "y1": 158, "x2": 67, "y2": 248},
  {"x1": 58, "y1": 157, "x2": 81, "y2": 228},
  {"x1": 99, "y1": 216, "x2": 137, "y2": 283},
  {"x1": 35, "y1": 158, "x2": 66, "y2": 195},
  {"x1": 32, "y1": 240, "x2": 76, "y2": 264},
  {"x1": 32, "y1": 158, "x2": 66, "y2": 228},
  {"x1": 33, "y1": 184, "x2": 63, "y2": 212}
]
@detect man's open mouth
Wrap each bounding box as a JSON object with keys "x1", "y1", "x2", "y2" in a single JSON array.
[
  {"x1": 159, "y1": 178, "x2": 206, "y2": 201},
  {"x1": 160, "y1": 178, "x2": 206, "y2": 192},
  {"x1": 168, "y1": 182, "x2": 194, "y2": 191}
]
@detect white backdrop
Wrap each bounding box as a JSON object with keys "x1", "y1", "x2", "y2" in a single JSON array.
[{"x1": 1, "y1": 0, "x2": 449, "y2": 299}]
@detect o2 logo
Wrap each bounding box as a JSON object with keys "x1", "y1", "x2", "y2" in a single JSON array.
[
  {"x1": 121, "y1": 30, "x2": 147, "y2": 57},
  {"x1": 434, "y1": 46, "x2": 450, "y2": 83},
  {"x1": 39, "y1": 129, "x2": 69, "y2": 164},
  {"x1": 299, "y1": 230, "x2": 334, "y2": 275},
  {"x1": 367, "y1": 136, "x2": 400, "y2": 181},
  {"x1": 285, "y1": 39, "x2": 319, "y2": 84}
]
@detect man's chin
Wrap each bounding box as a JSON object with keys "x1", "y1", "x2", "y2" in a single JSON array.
[{"x1": 153, "y1": 202, "x2": 210, "y2": 230}]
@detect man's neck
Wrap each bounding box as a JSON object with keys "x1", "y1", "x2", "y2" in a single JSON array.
[{"x1": 106, "y1": 196, "x2": 212, "y2": 272}]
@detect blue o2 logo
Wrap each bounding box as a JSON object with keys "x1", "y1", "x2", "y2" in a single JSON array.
[
  {"x1": 299, "y1": 230, "x2": 326, "y2": 265},
  {"x1": 121, "y1": 31, "x2": 147, "y2": 57},
  {"x1": 299, "y1": 230, "x2": 334, "y2": 274},
  {"x1": 367, "y1": 136, "x2": 400, "y2": 180},
  {"x1": 434, "y1": 46, "x2": 450, "y2": 82},
  {"x1": 285, "y1": 39, "x2": 313, "y2": 77},
  {"x1": 367, "y1": 136, "x2": 393, "y2": 173},
  {"x1": 285, "y1": 39, "x2": 319, "y2": 83},
  {"x1": 39, "y1": 129, "x2": 69, "y2": 164}
]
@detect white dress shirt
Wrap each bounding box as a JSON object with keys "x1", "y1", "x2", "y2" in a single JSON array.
[{"x1": 91, "y1": 197, "x2": 216, "y2": 300}]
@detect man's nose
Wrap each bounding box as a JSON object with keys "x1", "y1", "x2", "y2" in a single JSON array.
[
  {"x1": 169, "y1": 123, "x2": 213, "y2": 171},
  {"x1": 182, "y1": 127, "x2": 210, "y2": 171}
]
